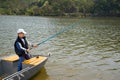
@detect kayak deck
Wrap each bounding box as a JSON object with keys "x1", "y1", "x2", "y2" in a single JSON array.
[
  {"x1": 2, "y1": 55, "x2": 47, "y2": 66},
  {"x1": 23, "y1": 56, "x2": 47, "y2": 66},
  {"x1": 2, "y1": 55, "x2": 19, "y2": 62},
  {"x1": 0, "y1": 55, "x2": 48, "y2": 79}
]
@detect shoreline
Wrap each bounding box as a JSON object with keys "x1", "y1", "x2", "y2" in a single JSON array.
[{"x1": 0, "y1": 14, "x2": 120, "y2": 19}]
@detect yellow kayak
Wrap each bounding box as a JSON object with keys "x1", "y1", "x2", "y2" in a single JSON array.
[{"x1": 0, "y1": 55, "x2": 48, "y2": 80}]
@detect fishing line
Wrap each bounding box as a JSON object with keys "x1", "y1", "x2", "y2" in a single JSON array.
[{"x1": 30, "y1": 20, "x2": 80, "y2": 50}]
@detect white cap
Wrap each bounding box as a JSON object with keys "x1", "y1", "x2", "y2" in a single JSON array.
[{"x1": 17, "y1": 29, "x2": 26, "y2": 34}]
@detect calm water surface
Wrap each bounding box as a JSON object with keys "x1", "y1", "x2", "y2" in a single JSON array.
[{"x1": 0, "y1": 16, "x2": 120, "y2": 80}]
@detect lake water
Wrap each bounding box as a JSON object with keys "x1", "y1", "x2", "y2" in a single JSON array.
[{"x1": 0, "y1": 16, "x2": 120, "y2": 80}]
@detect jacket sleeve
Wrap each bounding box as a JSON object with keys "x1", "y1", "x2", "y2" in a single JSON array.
[{"x1": 16, "y1": 42, "x2": 26, "y2": 51}]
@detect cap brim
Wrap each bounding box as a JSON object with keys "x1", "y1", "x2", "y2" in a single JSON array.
[
  {"x1": 17, "y1": 31, "x2": 26, "y2": 34},
  {"x1": 23, "y1": 31, "x2": 26, "y2": 34}
]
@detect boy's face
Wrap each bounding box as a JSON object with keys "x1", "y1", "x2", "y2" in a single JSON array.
[{"x1": 18, "y1": 32, "x2": 25, "y2": 38}]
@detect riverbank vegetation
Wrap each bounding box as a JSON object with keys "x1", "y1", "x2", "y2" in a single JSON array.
[{"x1": 0, "y1": 0, "x2": 119, "y2": 17}]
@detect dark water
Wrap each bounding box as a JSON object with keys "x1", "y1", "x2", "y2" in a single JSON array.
[{"x1": 0, "y1": 16, "x2": 120, "y2": 80}]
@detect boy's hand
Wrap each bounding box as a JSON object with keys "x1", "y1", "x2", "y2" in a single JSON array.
[
  {"x1": 33, "y1": 44, "x2": 38, "y2": 48},
  {"x1": 26, "y1": 49, "x2": 30, "y2": 53}
]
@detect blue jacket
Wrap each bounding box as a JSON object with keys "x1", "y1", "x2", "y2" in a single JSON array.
[{"x1": 14, "y1": 36, "x2": 28, "y2": 56}]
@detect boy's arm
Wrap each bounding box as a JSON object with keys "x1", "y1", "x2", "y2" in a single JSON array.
[
  {"x1": 16, "y1": 42, "x2": 26, "y2": 51},
  {"x1": 26, "y1": 38, "x2": 38, "y2": 48}
]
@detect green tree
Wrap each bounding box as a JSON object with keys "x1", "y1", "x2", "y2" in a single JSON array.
[{"x1": 0, "y1": 0, "x2": 119, "y2": 16}]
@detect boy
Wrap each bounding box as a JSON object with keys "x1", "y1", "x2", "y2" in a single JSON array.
[{"x1": 14, "y1": 29, "x2": 37, "y2": 71}]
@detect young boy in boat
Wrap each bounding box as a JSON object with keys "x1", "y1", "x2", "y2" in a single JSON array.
[{"x1": 14, "y1": 29, "x2": 37, "y2": 71}]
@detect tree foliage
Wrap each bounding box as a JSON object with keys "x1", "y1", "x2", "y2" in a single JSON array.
[{"x1": 0, "y1": 0, "x2": 119, "y2": 16}]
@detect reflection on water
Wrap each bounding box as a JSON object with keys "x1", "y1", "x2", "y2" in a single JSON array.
[
  {"x1": 30, "y1": 67, "x2": 50, "y2": 80},
  {"x1": 0, "y1": 16, "x2": 120, "y2": 80}
]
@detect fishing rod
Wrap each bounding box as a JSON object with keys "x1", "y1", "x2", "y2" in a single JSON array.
[{"x1": 30, "y1": 20, "x2": 80, "y2": 50}]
